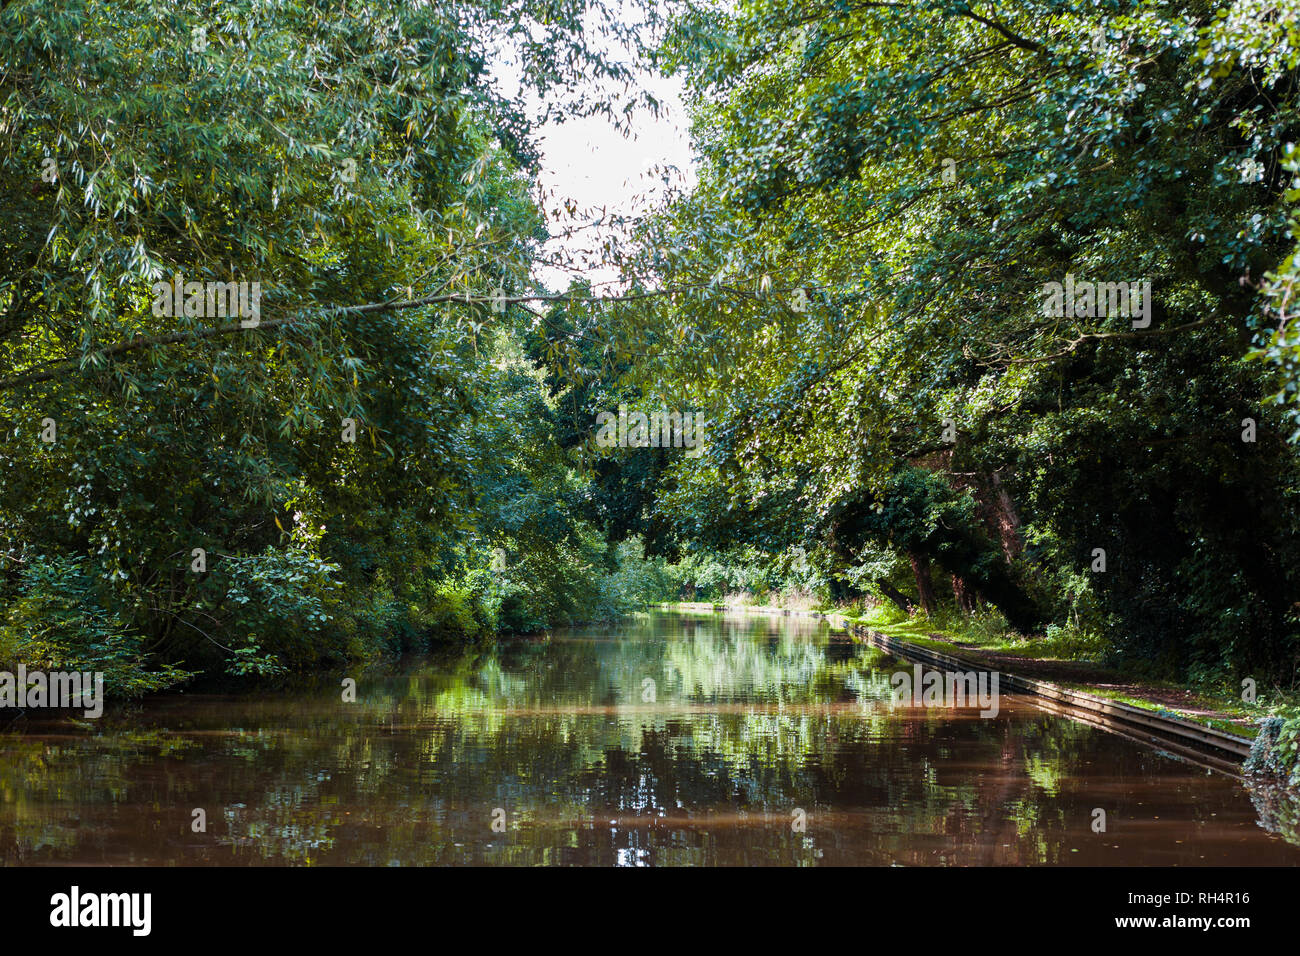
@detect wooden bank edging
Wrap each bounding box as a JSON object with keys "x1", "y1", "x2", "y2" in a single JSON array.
[{"x1": 653, "y1": 602, "x2": 1254, "y2": 775}]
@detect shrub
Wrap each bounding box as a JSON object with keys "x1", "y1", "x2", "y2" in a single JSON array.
[
  {"x1": 0, "y1": 555, "x2": 192, "y2": 697},
  {"x1": 1246, "y1": 708, "x2": 1300, "y2": 788}
]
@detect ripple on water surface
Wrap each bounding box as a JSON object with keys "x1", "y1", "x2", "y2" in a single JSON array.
[{"x1": 1, "y1": 610, "x2": 1298, "y2": 866}]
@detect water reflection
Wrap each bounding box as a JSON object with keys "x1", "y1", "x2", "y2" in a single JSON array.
[{"x1": 1, "y1": 610, "x2": 1297, "y2": 865}]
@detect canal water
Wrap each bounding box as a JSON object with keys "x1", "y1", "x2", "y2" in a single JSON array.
[{"x1": 2, "y1": 610, "x2": 1297, "y2": 865}]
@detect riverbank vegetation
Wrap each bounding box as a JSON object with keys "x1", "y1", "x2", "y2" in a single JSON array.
[
  {"x1": 593, "y1": 0, "x2": 1300, "y2": 690},
  {"x1": 0, "y1": 0, "x2": 668, "y2": 692},
  {"x1": 2, "y1": 0, "x2": 1299, "y2": 785},
  {"x1": 576, "y1": 0, "x2": 1300, "y2": 773}
]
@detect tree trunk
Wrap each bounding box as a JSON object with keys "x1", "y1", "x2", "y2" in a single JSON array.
[
  {"x1": 909, "y1": 551, "x2": 937, "y2": 615},
  {"x1": 989, "y1": 470, "x2": 1023, "y2": 563},
  {"x1": 952, "y1": 573, "x2": 976, "y2": 612},
  {"x1": 874, "y1": 579, "x2": 915, "y2": 614}
]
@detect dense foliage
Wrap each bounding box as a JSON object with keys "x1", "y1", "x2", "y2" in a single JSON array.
[
  {"x1": 4, "y1": 0, "x2": 1300, "y2": 702},
  {"x1": 582, "y1": 0, "x2": 1300, "y2": 687},
  {"x1": 0, "y1": 0, "x2": 662, "y2": 692}
]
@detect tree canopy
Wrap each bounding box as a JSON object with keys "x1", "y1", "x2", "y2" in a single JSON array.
[
  {"x1": 581, "y1": 0, "x2": 1300, "y2": 680},
  {"x1": 3, "y1": 0, "x2": 1298, "y2": 692}
]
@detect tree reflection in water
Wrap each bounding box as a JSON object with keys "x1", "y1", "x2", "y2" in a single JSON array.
[{"x1": 2, "y1": 611, "x2": 1297, "y2": 865}]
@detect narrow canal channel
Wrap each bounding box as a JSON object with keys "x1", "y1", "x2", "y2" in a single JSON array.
[{"x1": 2, "y1": 610, "x2": 1297, "y2": 865}]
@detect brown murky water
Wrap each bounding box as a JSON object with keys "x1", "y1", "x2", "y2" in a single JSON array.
[{"x1": 2, "y1": 610, "x2": 1298, "y2": 865}]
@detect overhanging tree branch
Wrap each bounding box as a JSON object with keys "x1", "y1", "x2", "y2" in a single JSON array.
[
  {"x1": 0, "y1": 281, "x2": 843, "y2": 391},
  {"x1": 0, "y1": 291, "x2": 649, "y2": 391}
]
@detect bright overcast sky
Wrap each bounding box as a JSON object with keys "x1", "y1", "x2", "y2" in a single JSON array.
[
  {"x1": 488, "y1": 9, "x2": 697, "y2": 293},
  {"x1": 531, "y1": 71, "x2": 695, "y2": 292}
]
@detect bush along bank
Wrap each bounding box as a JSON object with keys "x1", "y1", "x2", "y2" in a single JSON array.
[
  {"x1": 0, "y1": 536, "x2": 668, "y2": 700},
  {"x1": 1245, "y1": 709, "x2": 1300, "y2": 788}
]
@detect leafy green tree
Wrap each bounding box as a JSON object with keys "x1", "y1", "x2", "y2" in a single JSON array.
[
  {"x1": 605, "y1": 0, "x2": 1300, "y2": 679},
  {"x1": 0, "y1": 0, "x2": 659, "y2": 685}
]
